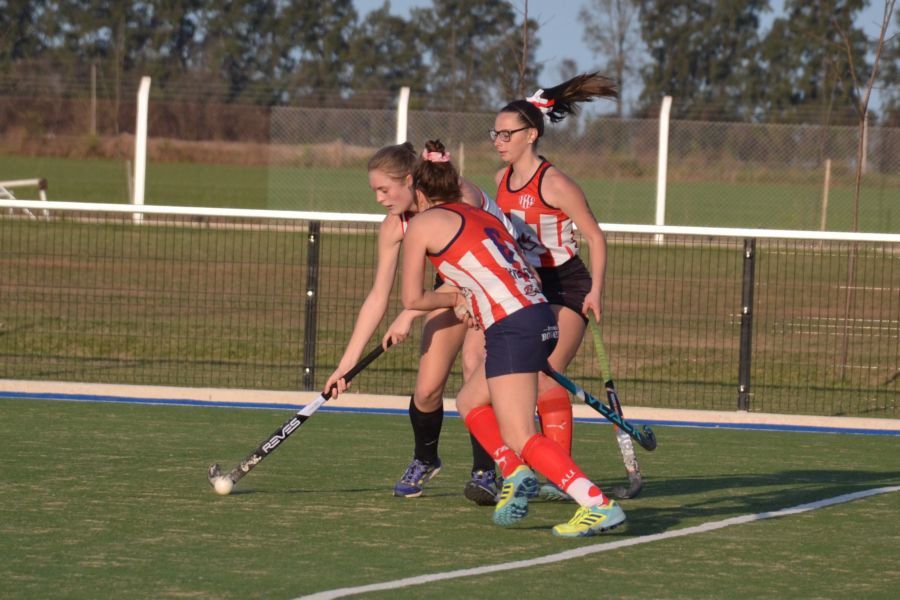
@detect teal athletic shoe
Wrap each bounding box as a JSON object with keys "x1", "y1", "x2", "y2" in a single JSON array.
[
  {"x1": 392, "y1": 457, "x2": 442, "y2": 498},
  {"x1": 492, "y1": 465, "x2": 539, "y2": 526},
  {"x1": 552, "y1": 500, "x2": 627, "y2": 537}
]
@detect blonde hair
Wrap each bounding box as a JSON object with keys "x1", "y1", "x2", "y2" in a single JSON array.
[{"x1": 367, "y1": 141, "x2": 417, "y2": 180}]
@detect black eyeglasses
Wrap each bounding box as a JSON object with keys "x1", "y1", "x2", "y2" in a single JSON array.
[{"x1": 489, "y1": 126, "x2": 530, "y2": 142}]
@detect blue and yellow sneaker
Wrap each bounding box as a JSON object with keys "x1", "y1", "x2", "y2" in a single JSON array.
[
  {"x1": 492, "y1": 465, "x2": 539, "y2": 526},
  {"x1": 538, "y1": 482, "x2": 572, "y2": 502},
  {"x1": 552, "y1": 500, "x2": 627, "y2": 537},
  {"x1": 392, "y1": 457, "x2": 442, "y2": 498},
  {"x1": 464, "y1": 469, "x2": 499, "y2": 506}
]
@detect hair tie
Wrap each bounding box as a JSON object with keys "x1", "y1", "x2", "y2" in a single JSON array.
[
  {"x1": 422, "y1": 150, "x2": 451, "y2": 163},
  {"x1": 526, "y1": 89, "x2": 555, "y2": 114}
]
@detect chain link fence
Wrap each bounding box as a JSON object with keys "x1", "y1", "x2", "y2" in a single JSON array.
[
  {"x1": 1, "y1": 203, "x2": 897, "y2": 417},
  {"x1": 2, "y1": 89, "x2": 897, "y2": 232}
]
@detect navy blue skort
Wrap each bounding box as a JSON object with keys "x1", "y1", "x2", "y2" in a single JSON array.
[{"x1": 484, "y1": 303, "x2": 559, "y2": 378}]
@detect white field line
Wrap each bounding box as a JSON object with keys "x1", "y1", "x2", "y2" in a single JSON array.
[{"x1": 297, "y1": 486, "x2": 900, "y2": 600}]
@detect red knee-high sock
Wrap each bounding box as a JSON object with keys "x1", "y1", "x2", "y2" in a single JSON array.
[
  {"x1": 537, "y1": 386, "x2": 573, "y2": 455},
  {"x1": 464, "y1": 406, "x2": 524, "y2": 478},
  {"x1": 521, "y1": 434, "x2": 608, "y2": 507}
]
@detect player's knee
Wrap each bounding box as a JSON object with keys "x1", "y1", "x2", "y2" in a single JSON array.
[
  {"x1": 455, "y1": 383, "x2": 489, "y2": 418},
  {"x1": 461, "y1": 352, "x2": 482, "y2": 380},
  {"x1": 413, "y1": 386, "x2": 443, "y2": 412}
]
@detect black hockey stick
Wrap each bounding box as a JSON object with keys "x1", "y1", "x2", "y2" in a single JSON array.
[
  {"x1": 589, "y1": 321, "x2": 643, "y2": 499},
  {"x1": 208, "y1": 341, "x2": 391, "y2": 492},
  {"x1": 543, "y1": 367, "x2": 657, "y2": 452}
]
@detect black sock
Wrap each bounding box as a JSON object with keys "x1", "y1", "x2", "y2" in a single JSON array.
[
  {"x1": 409, "y1": 395, "x2": 443, "y2": 464},
  {"x1": 470, "y1": 432, "x2": 495, "y2": 472}
]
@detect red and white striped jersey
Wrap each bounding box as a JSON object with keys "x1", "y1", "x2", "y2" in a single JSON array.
[
  {"x1": 398, "y1": 190, "x2": 542, "y2": 265},
  {"x1": 479, "y1": 189, "x2": 546, "y2": 267},
  {"x1": 426, "y1": 202, "x2": 545, "y2": 330},
  {"x1": 496, "y1": 159, "x2": 576, "y2": 268}
]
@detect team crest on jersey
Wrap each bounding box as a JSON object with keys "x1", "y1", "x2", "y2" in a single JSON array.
[{"x1": 518, "y1": 194, "x2": 536, "y2": 209}]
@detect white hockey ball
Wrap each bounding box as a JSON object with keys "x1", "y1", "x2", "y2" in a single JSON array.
[{"x1": 213, "y1": 477, "x2": 234, "y2": 496}]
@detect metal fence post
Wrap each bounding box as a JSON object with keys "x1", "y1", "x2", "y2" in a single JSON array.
[
  {"x1": 654, "y1": 95, "x2": 673, "y2": 244},
  {"x1": 396, "y1": 86, "x2": 410, "y2": 144},
  {"x1": 302, "y1": 221, "x2": 321, "y2": 390},
  {"x1": 738, "y1": 238, "x2": 756, "y2": 410},
  {"x1": 132, "y1": 76, "x2": 151, "y2": 224}
]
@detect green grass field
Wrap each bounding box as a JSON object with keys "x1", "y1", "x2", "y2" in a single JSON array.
[
  {"x1": 3, "y1": 153, "x2": 898, "y2": 231},
  {"x1": 2, "y1": 397, "x2": 898, "y2": 599}
]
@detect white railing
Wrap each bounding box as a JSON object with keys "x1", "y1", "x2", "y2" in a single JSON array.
[{"x1": 2, "y1": 199, "x2": 899, "y2": 243}]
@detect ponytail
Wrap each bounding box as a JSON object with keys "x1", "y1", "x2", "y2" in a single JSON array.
[
  {"x1": 499, "y1": 72, "x2": 618, "y2": 139},
  {"x1": 412, "y1": 139, "x2": 461, "y2": 204}
]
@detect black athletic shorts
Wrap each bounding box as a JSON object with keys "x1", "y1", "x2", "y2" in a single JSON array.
[
  {"x1": 535, "y1": 255, "x2": 592, "y2": 323},
  {"x1": 484, "y1": 303, "x2": 559, "y2": 378}
]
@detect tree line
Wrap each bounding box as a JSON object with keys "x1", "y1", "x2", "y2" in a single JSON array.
[{"x1": 1, "y1": 0, "x2": 896, "y2": 124}]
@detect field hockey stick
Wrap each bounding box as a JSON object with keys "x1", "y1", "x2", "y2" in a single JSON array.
[
  {"x1": 208, "y1": 341, "x2": 391, "y2": 492},
  {"x1": 588, "y1": 320, "x2": 643, "y2": 499},
  {"x1": 543, "y1": 367, "x2": 657, "y2": 451}
]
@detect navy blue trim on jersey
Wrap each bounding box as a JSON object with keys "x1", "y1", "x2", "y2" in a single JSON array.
[
  {"x1": 534, "y1": 160, "x2": 555, "y2": 209},
  {"x1": 503, "y1": 157, "x2": 554, "y2": 210},
  {"x1": 425, "y1": 204, "x2": 465, "y2": 257},
  {"x1": 503, "y1": 157, "x2": 550, "y2": 195}
]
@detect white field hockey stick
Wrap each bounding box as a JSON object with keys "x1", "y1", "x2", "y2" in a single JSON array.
[
  {"x1": 208, "y1": 341, "x2": 391, "y2": 493},
  {"x1": 589, "y1": 320, "x2": 644, "y2": 499}
]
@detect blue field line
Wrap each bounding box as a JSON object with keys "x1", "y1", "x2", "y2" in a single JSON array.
[
  {"x1": 0, "y1": 390, "x2": 390, "y2": 414},
  {"x1": 2, "y1": 390, "x2": 899, "y2": 437},
  {"x1": 637, "y1": 418, "x2": 900, "y2": 436}
]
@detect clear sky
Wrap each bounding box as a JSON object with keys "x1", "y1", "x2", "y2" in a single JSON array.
[{"x1": 353, "y1": 0, "x2": 895, "y2": 111}]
